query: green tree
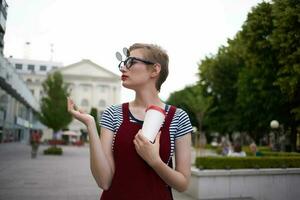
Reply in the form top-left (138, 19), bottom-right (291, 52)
top-left (167, 87), bottom-right (198, 128)
top-left (198, 1), bottom-right (297, 147)
top-left (39, 71), bottom-right (72, 145)
top-left (270, 0), bottom-right (300, 150)
top-left (90, 107), bottom-right (100, 136)
top-left (199, 41), bottom-right (243, 136)
top-left (167, 85), bottom-right (212, 137)
top-left (235, 1), bottom-right (287, 142)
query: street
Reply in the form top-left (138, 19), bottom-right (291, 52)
top-left (0, 143), bottom-right (195, 200)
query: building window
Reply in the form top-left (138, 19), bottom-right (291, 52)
top-left (30, 89), bottom-right (34, 95)
top-left (28, 64), bottom-right (35, 71)
top-left (26, 79), bottom-right (32, 83)
top-left (81, 84), bottom-right (91, 92)
top-left (98, 100), bottom-right (106, 107)
top-left (15, 63), bottom-right (23, 70)
top-left (81, 99), bottom-right (89, 107)
top-left (98, 85), bottom-right (109, 92)
top-left (40, 65), bottom-right (47, 71)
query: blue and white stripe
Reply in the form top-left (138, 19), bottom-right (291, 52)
top-left (100, 104), bottom-right (193, 158)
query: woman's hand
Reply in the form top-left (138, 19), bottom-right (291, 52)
top-left (133, 130), bottom-right (162, 167)
top-left (67, 97), bottom-right (95, 127)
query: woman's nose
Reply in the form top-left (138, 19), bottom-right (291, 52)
top-left (119, 65), bottom-right (127, 72)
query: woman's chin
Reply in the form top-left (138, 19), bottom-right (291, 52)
top-left (122, 82), bottom-right (138, 91)
top-left (122, 82), bottom-right (132, 89)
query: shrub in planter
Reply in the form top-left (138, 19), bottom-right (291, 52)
top-left (244, 150), bottom-right (300, 157)
top-left (44, 146), bottom-right (63, 155)
top-left (195, 156), bottom-right (300, 169)
top-left (260, 152), bottom-right (300, 157)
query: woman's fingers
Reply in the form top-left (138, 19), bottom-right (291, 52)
top-left (134, 131), bottom-right (151, 147)
top-left (67, 97), bottom-right (80, 112)
top-left (67, 97), bottom-right (76, 110)
top-left (67, 98), bottom-right (82, 117)
top-left (78, 108), bottom-right (84, 114)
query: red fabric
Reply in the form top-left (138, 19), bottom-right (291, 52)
top-left (101, 103), bottom-right (176, 200)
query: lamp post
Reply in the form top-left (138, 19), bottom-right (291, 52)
top-left (270, 120), bottom-right (279, 151)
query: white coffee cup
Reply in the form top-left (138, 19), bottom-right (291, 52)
top-left (141, 105), bottom-right (166, 143)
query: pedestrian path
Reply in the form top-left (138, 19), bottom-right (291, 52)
top-left (0, 143), bottom-right (196, 200)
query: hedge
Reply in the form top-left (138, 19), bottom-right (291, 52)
top-left (44, 146), bottom-right (63, 155)
top-left (195, 157), bottom-right (300, 169)
top-left (244, 151), bottom-right (300, 157)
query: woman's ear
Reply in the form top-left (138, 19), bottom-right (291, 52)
top-left (150, 64), bottom-right (161, 78)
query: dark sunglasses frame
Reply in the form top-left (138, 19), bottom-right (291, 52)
top-left (118, 57), bottom-right (155, 71)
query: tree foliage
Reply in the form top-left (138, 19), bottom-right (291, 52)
top-left (167, 84), bottom-right (212, 133)
top-left (168, 0), bottom-right (300, 149)
top-left (39, 71), bottom-right (72, 133)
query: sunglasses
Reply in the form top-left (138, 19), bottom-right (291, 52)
top-left (116, 47), bottom-right (156, 71)
top-left (118, 57), bottom-right (155, 71)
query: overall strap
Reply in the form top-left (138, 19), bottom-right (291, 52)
top-left (122, 102), bottom-right (130, 122)
top-left (164, 105), bottom-right (176, 129)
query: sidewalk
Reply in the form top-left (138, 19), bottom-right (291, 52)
top-left (0, 143), bottom-right (196, 200)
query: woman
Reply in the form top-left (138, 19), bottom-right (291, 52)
top-left (67, 43), bottom-right (193, 200)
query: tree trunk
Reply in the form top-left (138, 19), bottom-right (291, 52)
top-left (290, 121), bottom-right (297, 152)
top-left (53, 130), bottom-right (57, 148)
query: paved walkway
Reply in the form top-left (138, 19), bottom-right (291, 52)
top-left (0, 143), bottom-right (196, 200)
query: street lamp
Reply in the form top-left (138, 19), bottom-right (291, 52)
top-left (270, 120), bottom-right (279, 129)
top-left (270, 120), bottom-right (279, 151)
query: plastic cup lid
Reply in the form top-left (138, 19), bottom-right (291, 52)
top-left (145, 105), bottom-right (166, 116)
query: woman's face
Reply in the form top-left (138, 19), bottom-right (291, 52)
top-left (120, 49), bottom-right (155, 90)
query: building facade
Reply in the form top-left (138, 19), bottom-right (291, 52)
top-left (0, 0), bottom-right (8, 55)
top-left (0, 0), bottom-right (41, 144)
top-left (56, 59), bottom-right (121, 134)
top-left (8, 57), bottom-right (63, 105)
top-left (8, 58), bottom-right (121, 139)
top-left (0, 56), bottom-right (40, 143)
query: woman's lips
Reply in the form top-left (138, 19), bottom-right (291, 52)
top-left (121, 75), bottom-right (128, 81)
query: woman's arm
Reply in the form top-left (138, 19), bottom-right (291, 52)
top-left (67, 98), bottom-right (115, 190)
top-left (134, 131), bottom-right (191, 192)
top-left (88, 124), bottom-right (115, 190)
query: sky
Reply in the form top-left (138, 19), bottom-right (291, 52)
top-left (4, 0), bottom-right (263, 102)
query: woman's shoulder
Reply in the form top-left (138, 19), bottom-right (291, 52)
top-left (166, 105), bottom-right (188, 117)
top-left (105, 103), bottom-right (122, 110)
top-left (103, 104), bottom-right (123, 115)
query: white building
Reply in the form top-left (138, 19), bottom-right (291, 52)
top-left (0, 56), bottom-right (40, 143)
top-left (8, 57), bottom-right (63, 105)
top-left (56, 59), bottom-right (121, 134)
top-left (8, 57), bottom-right (121, 139)
top-left (0, 0), bottom-right (41, 144)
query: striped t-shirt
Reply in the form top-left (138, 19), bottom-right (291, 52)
top-left (100, 104), bottom-right (193, 158)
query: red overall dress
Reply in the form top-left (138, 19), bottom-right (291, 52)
top-left (101, 103), bottom-right (176, 200)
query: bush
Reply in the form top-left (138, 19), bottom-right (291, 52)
top-left (260, 152), bottom-right (300, 157)
top-left (44, 146), bottom-right (63, 155)
top-left (195, 157), bottom-right (300, 169)
top-left (257, 146), bottom-right (273, 152)
top-left (244, 150), bottom-right (300, 157)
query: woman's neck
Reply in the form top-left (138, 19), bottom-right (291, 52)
top-left (131, 89), bottom-right (164, 109)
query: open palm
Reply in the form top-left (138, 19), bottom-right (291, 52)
top-left (67, 97), bottom-right (95, 126)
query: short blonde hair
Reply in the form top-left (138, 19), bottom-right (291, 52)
top-left (129, 43), bottom-right (169, 91)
